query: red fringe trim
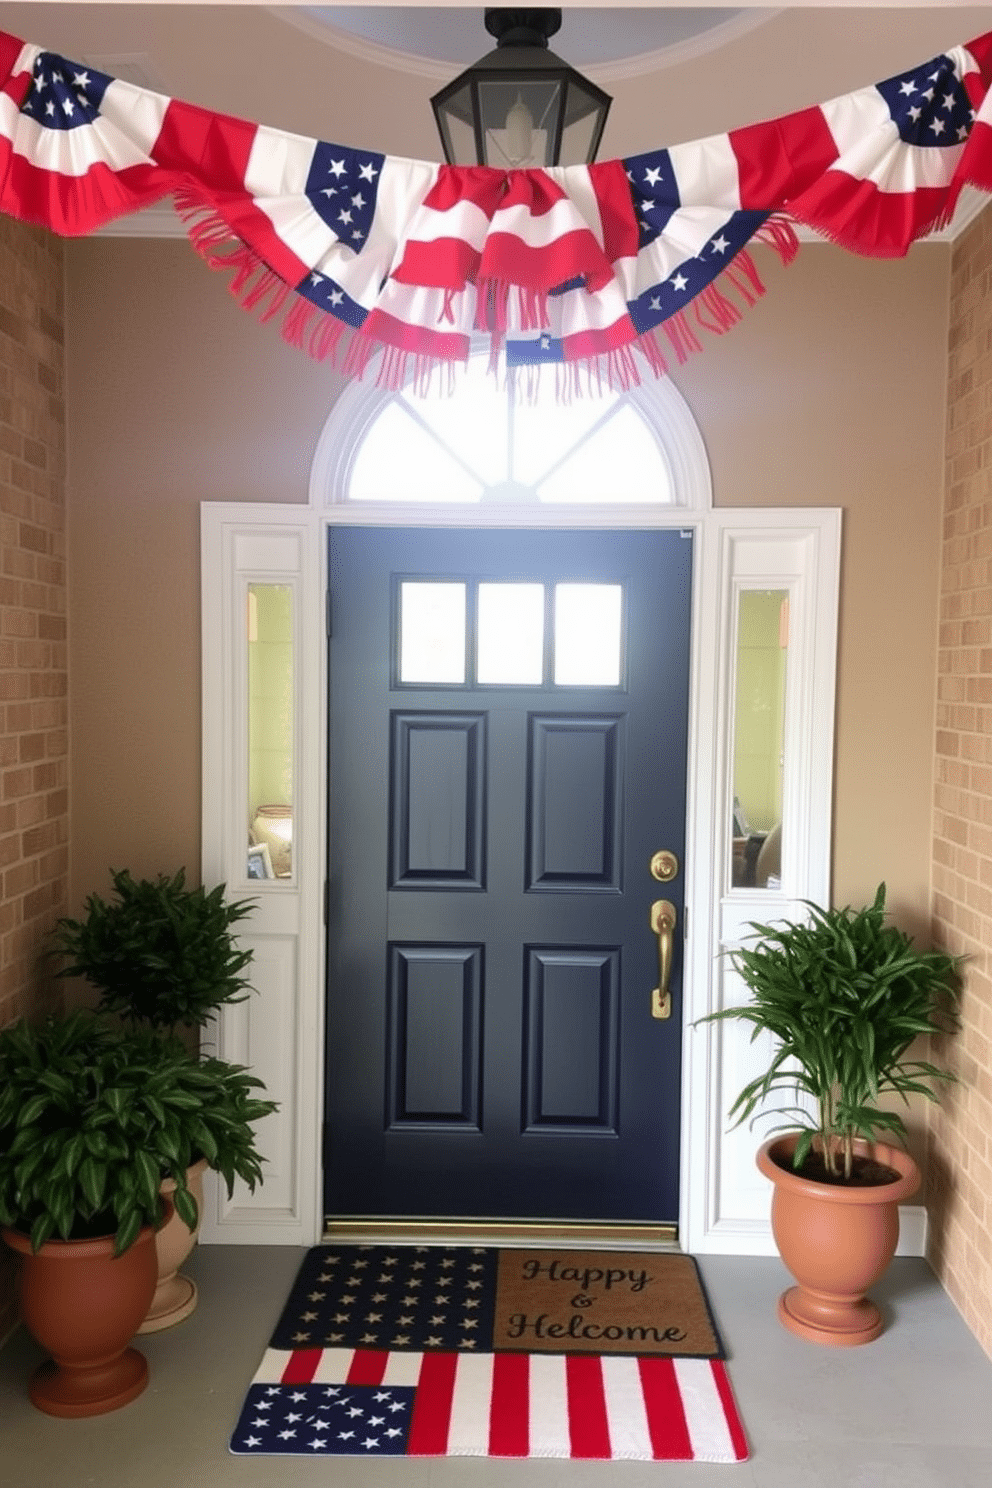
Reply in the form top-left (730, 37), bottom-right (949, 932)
top-left (723, 250), bottom-right (764, 307)
top-left (172, 194), bottom-right (800, 398)
top-left (510, 346), bottom-right (649, 404)
top-left (782, 198), bottom-right (958, 259)
top-left (663, 311), bottom-right (703, 364)
top-left (756, 214), bottom-right (801, 266)
top-left (341, 333), bottom-right (380, 384)
top-left (637, 335), bottom-right (670, 380)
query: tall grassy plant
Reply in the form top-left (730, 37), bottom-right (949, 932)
top-left (704, 885), bottom-right (959, 1179)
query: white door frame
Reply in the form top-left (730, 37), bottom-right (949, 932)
top-left (199, 494), bottom-right (887, 1253)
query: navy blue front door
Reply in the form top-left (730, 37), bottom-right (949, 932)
top-left (324, 526), bottom-right (692, 1223)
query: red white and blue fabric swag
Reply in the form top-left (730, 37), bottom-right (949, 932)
top-left (3, 26), bottom-right (992, 387)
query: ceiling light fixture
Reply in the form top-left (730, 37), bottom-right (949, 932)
top-left (430, 8), bottom-right (612, 169)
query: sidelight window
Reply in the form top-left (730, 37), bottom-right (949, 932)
top-left (730, 589), bottom-right (789, 891)
top-left (247, 582), bottom-right (295, 880)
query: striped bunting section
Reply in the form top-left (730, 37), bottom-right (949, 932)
top-left (230, 1346), bottom-right (749, 1461)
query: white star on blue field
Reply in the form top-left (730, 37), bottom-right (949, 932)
top-left (231, 1382), bottom-right (414, 1456)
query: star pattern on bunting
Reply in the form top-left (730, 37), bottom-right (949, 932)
top-left (626, 209), bottom-right (771, 335)
top-left (624, 150), bottom-right (680, 247)
top-left (304, 141), bottom-right (384, 249)
top-left (5, 23), bottom-right (992, 384)
top-left (20, 51), bottom-right (113, 128)
top-left (878, 52), bottom-right (976, 143)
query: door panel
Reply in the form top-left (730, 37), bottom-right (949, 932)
top-left (386, 943), bottom-right (483, 1127)
top-left (523, 947), bottom-right (620, 1131)
top-left (528, 715), bottom-right (623, 888)
top-left (389, 713), bottom-right (486, 889)
top-left (324, 526), bottom-right (692, 1223)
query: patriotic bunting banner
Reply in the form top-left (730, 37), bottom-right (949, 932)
top-left (3, 25), bottom-right (992, 390)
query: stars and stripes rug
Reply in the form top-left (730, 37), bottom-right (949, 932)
top-left (230, 1245), bottom-right (749, 1462)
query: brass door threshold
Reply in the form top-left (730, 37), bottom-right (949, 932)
top-left (322, 1218), bottom-right (680, 1251)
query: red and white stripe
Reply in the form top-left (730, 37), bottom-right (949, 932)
top-left (7, 24), bottom-right (992, 378)
top-left (253, 1346), bottom-right (749, 1462)
top-left (731, 39), bottom-right (992, 253)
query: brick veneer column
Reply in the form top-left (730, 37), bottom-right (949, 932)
top-left (927, 204), bottom-right (992, 1361)
top-left (0, 215), bottom-right (68, 1342)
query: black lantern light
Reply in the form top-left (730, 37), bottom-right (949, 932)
top-left (431, 8), bottom-right (612, 169)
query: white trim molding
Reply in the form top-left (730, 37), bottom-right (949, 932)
top-left (200, 506), bottom-right (326, 1245)
top-left (680, 512), bottom-right (843, 1255)
top-left (200, 502), bottom-right (862, 1252)
top-left (198, 372), bottom-right (923, 1254)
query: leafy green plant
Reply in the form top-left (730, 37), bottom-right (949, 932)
top-left (52, 869), bottom-right (255, 1034)
top-left (700, 884), bottom-right (960, 1180)
top-left (0, 1011), bottom-right (276, 1255)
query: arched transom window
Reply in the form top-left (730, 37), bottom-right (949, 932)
top-left (311, 354), bottom-right (711, 511)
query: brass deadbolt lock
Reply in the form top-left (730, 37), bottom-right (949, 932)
top-left (650, 850), bottom-right (679, 882)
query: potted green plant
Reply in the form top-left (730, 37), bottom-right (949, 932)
top-left (700, 883), bottom-right (959, 1346)
top-left (52, 868), bottom-right (256, 1036)
top-left (0, 1010), bottom-right (270, 1415)
top-left (51, 869), bottom-right (275, 1331)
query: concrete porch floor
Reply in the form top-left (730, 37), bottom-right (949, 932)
top-left (1, 1246), bottom-right (990, 1487)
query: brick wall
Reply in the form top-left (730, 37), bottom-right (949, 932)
top-left (926, 205), bottom-right (992, 1361)
top-left (0, 215), bottom-right (68, 1342)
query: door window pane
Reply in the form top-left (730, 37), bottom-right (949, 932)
top-left (731, 589), bottom-right (788, 889)
top-left (400, 582), bottom-right (467, 683)
top-left (554, 584), bottom-right (623, 686)
top-left (248, 583), bottom-right (293, 879)
top-left (478, 583), bottom-right (544, 684)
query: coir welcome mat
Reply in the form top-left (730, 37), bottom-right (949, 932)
top-left (230, 1245), bottom-right (748, 1462)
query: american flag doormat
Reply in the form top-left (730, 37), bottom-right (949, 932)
top-left (230, 1245), bottom-right (749, 1462)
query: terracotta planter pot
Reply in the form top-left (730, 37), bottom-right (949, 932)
top-left (757, 1133), bottom-right (920, 1347)
top-left (2, 1216), bottom-right (162, 1417)
top-left (138, 1157), bottom-right (209, 1334)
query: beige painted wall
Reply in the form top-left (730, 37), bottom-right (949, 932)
top-left (64, 239), bottom-right (340, 895)
top-left (65, 235), bottom-right (949, 929)
top-left (678, 241), bottom-right (950, 931)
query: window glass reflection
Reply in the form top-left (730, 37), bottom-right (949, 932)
top-left (478, 583), bottom-right (544, 684)
top-left (248, 584), bottom-right (294, 880)
top-left (731, 590), bottom-right (787, 890)
top-left (554, 584), bottom-right (623, 686)
top-left (400, 582), bottom-right (467, 683)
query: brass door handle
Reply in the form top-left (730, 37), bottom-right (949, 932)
top-left (650, 899), bottom-right (676, 1020)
